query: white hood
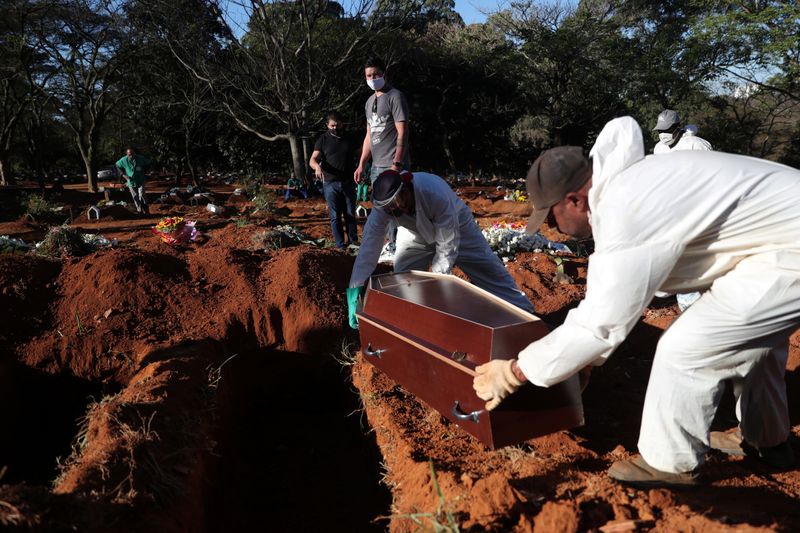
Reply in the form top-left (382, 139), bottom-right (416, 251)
top-left (589, 116), bottom-right (645, 197)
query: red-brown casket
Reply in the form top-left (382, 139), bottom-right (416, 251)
top-left (356, 271), bottom-right (584, 449)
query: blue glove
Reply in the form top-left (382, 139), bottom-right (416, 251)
top-left (346, 286), bottom-right (366, 329)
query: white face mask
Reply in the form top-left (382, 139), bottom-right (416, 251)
top-left (367, 77), bottom-right (385, 91)
top-left (659, 132), bottom-right (675, 146)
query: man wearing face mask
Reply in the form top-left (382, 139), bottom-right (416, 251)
top-left (345, 169), bottom-right (534, 329)
top-left (653, 109), bottom-right (712, 154)
top-left (354, 57), bottom-right (410, 258)
top-left (310, 111), bottom-right (359, 249)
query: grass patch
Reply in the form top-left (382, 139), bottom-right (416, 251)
top-left (388, 460), bottom-right (461, 532)
top-left (35, 226), bottom-right (93, 258)
top-left (251, 225), bottom-right (322, 250)
top-left (22, 193), bottom-right (67, 224)
top-left (332, 340), bottom-right (359, 367)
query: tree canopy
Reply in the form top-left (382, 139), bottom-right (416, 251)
top-left (1, 0), bottom-right (798, 188)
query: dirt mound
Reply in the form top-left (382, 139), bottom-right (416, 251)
top-left (2, 227), bottom-right (363, 530)
top-left (0, 254), bottom-right (61, 345)
top-left (0, 220), bottom-right (49, 242)
top-left (469, 198), bottom-right (531, 217)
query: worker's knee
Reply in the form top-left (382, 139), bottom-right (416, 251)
top-left (653, 320), bottom-right (710, 371)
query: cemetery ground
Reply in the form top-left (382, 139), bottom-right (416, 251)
top-left (0, 177), bottom-right (798, 532)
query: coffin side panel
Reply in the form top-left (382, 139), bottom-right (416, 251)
top-left (362, 291), bottom-right (493, 365)
top-left (489, 376), bottom-right (585, 448)
top-left (359, 320), bottom-right (494, 447)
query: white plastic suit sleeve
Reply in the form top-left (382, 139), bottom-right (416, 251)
top-left (517, 239), bottom-right (683, 387)
top-left (349, 208), bottom-right (390, 288)
top-left (426, 189), bottom-right (460, 274)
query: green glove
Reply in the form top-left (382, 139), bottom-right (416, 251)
top-left (346, 286), bottom-right (366, 329)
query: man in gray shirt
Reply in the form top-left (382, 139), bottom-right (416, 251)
top-left (354, 57), bottom-right (410, 255)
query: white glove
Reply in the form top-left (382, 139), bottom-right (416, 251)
top-left (473, 359), bottom-right (525, 411)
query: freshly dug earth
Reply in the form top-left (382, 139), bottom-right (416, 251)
top-left (0, 183), bottom-right (798, 532)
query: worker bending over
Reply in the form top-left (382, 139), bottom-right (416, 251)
top-left (475, 117), bottom-right (798, 487)
top-left (347, 170), bottom-right (534, 328)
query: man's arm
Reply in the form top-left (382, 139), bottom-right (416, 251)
top-left (517, 239), bottom-right (683, 387)
top-left (349, 208), bottom-right (390, 288)
top-left (390, 91), bottom-right (410, 166)
top-left (309, 149), bottom-right (324, 179)
top-left (354, 126), bottom-right (372, 183)
top-left (394, 121), bottom-right (408, 166)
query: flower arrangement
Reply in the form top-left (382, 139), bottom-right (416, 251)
top-left (503, 190), bottom-right (527, 202)
top-left (482, 221), bottom-right (572, 260)
top-left (152, 216), bottom-right (198, 245)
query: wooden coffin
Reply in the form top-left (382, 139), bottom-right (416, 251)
top-left (356, 271), bottom-right (584, 449)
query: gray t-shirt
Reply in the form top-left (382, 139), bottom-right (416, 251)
top-left (365, 87), bottom-right (409, 168)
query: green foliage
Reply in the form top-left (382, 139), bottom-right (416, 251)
top-left (237, 174), bottom-right (265, 198)
top-left (251, 225), bottom-right (319, 250)
top-left (35, 226), bottom-right (93, 258)
top-left (23, 193), bottom-right (55, 218)
top-left (251, 186), bottom-right (276, 215)
top-left (4, 0), bottom-right (800, 183)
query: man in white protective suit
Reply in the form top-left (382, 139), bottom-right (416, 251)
top-left (653, 109), bottom-right (712, 154)
top-left (345, 169), bottom-right (534, 328)
top-left (473, 116), bottom-right (799, 488)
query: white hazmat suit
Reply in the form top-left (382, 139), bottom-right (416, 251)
top-left (653, 128), bottom-right (712, 154)
top-left (518, 116), bottom-right (800, 473)
top-left (654, 126), bottom-right (713, 311)
top-left (349, 172), bottom-right (534, 313)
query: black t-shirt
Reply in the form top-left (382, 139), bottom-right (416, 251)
top-left (313, 130), bottom-right (357, 182)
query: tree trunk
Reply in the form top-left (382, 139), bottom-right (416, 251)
top-left (176, 160), bottom-right (185, 187)
top-left (302, 136), bottom-right (311, 172)
top-left (287, 134), bottom-right (307, 186)
top-left (184, 133), bottom-right (198, 186)
top-left (84, 159), bottom-right (98, 192)
top-left (437, 86), bottom-right (455, 172)
top-left (0, 157), bottom-right (7, 186)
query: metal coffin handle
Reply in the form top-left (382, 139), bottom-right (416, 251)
top-left (452, 401), bottom-right (483, 423)
top-left (364, 344), bottom-right (385, 359)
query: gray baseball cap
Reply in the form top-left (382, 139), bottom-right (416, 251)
top-left (653, 109), bottom-right (680, 131)
top-left (525, 146), bottom-right (590, 234)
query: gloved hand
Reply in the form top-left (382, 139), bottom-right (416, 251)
top-left (346, 286), bottom-right (366, 329)
top-left (473, 359), bottom-right (525, 411)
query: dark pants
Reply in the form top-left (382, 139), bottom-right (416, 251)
top-left (284, 187), bottom-right (308, 201)
top-left (128, 184), bottom-right (148, 214)
top-left (323, 180), bottom-right (358, 248)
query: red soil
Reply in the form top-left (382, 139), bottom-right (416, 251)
top-left (0, 183), bottom-right (798, 532)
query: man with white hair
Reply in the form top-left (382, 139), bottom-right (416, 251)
top-left (474, 117), bottom-right (798, 487)
top-left (346, 169), bottom-right (534, 328)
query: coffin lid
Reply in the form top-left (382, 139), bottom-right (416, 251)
top-left (366, 271), bottom-right (534, 329)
